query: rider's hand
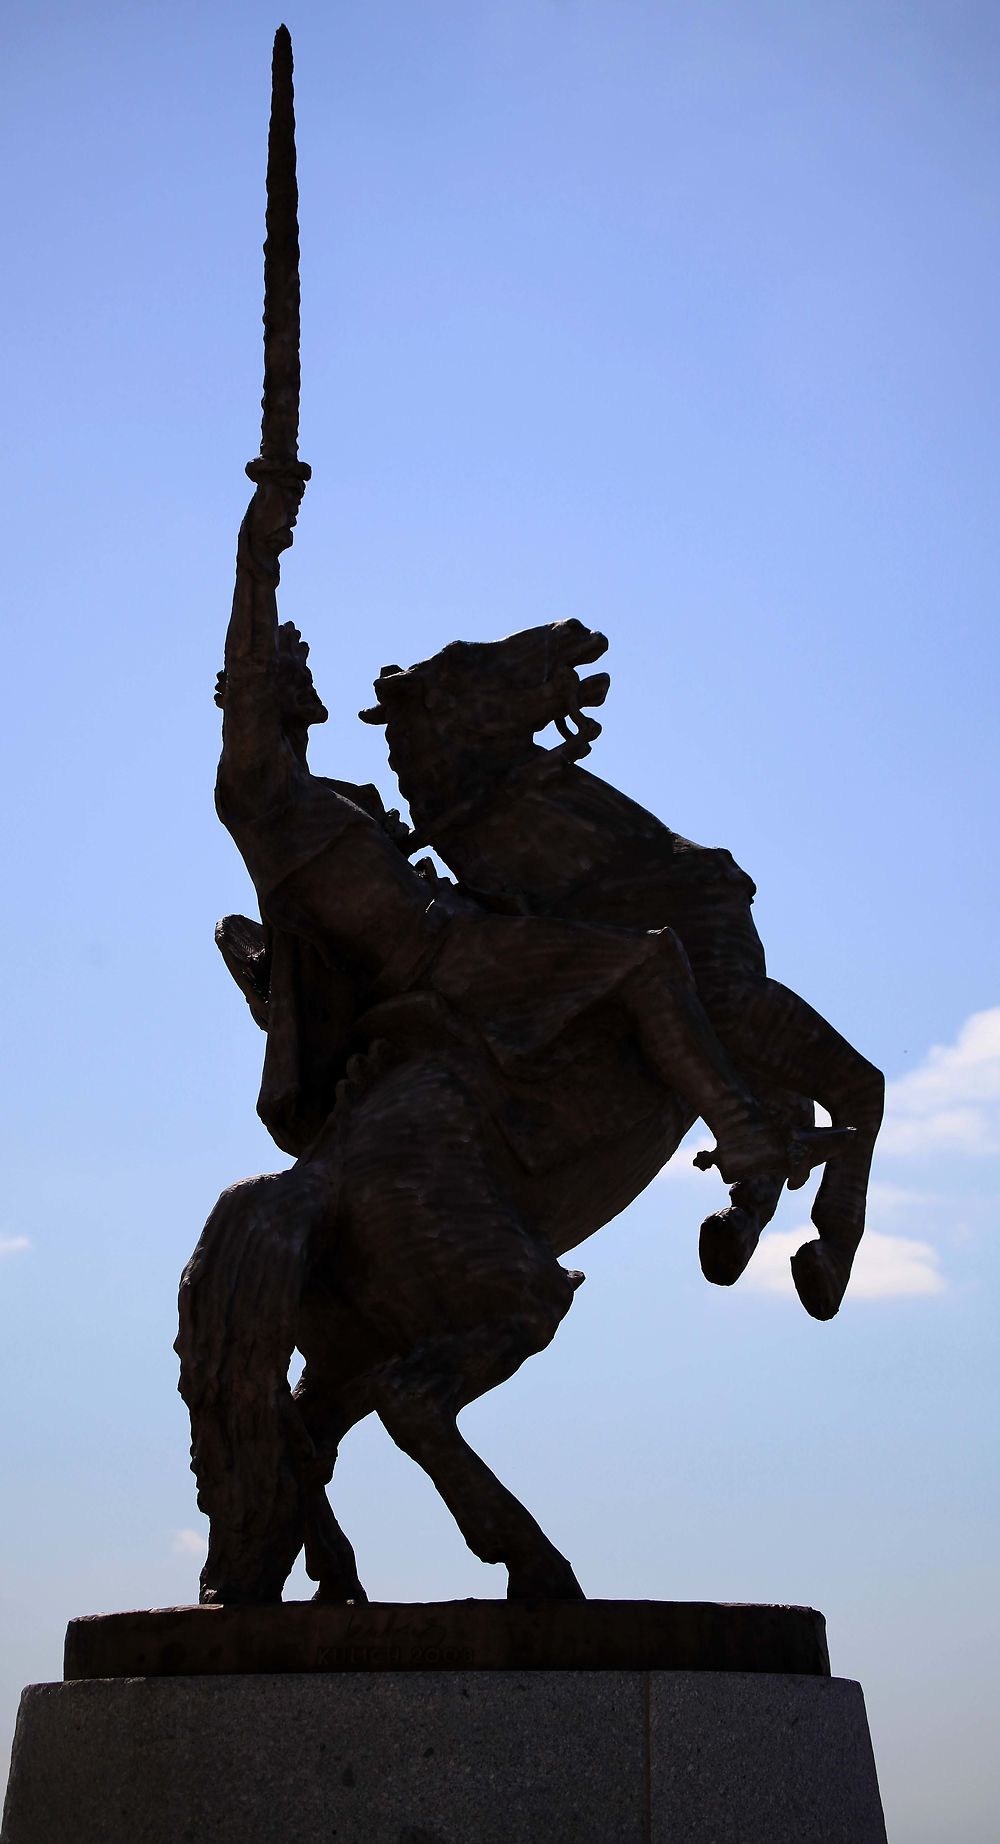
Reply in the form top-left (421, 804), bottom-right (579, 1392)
top-left (248, 474), bottom-right (306, 557)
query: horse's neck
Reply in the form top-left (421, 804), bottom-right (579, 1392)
top-left (395, 731), bottom-right (530, 837)
top-left (428, 752), bottom-right (673, 909)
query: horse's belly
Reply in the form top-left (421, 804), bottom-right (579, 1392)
top-left (530, 1096), bottom-right (692, 1255)
top-left (331, 1056), bottom-right (565, 1347)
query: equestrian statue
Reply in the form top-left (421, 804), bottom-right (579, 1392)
top-left (176, 29), bottom-right (883, 1607)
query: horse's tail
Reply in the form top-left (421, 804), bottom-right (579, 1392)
top-left (175, 1160), bottom-right (336, 1601)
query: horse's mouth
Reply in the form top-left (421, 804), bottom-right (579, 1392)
top-left (553, 620), bottom-right (609, 669)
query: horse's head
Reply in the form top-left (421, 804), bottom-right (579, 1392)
top-left (359, 619), bottom-right (611, 826)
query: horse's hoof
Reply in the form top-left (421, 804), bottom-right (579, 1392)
top-left (790, 1238), bottom-right (853, 1320)
top-left (198, 1586), bottom-right (283, 1606)
top-left (312, 1577), bottom-right (369, 1605)
top-left (506, 1552), bottom-right (585, 1602)
top-left (699, 1205), bottom-right (761, 1286)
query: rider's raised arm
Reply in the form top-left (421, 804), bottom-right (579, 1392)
top-left (217, 477), bottom-right (303, 819)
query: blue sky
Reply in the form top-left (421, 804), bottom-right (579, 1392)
top-left (1, 3), bottom-right (998, 1838)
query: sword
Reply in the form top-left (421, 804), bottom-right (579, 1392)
top-left (246, 25), bottom-right (311, 492)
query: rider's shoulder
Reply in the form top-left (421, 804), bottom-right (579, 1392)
top-left (315, 775), bottom-right (388, 822)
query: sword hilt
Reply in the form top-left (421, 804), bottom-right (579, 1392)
top-left (245, 457), bottom-right (311, 485)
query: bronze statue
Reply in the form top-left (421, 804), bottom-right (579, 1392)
top-left (176, 29), bottom-right (882, 1608)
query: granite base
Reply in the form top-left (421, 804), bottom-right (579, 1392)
top-left (2, 1667), bottom-right (887, 1843)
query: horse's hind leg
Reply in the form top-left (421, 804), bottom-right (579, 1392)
top-left (374, 1299), bottom-right (584, 1602)
top-left (291, 1355), bottom-right (371, 1604)
top-left (298, 1427), bottom-right (368, 1605)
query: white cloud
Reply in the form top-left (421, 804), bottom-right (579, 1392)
top-left (866, 1180), bottom-right (939, 1214)
top-left (881, 1006), bottom-right (1000, 1157)
top-left (0, 1235), bottom-right (30, 1257)
top-left (743, 1228), bottom-right (945, 1301)
top-left (172, 1527), bottom-right (208, 1556)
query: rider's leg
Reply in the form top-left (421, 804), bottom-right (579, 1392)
top-left (711, 977), bottom-right (884, 1319)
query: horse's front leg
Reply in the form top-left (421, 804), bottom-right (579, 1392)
top-left (699, 1087), bottom-right (815, 1285)
top-left (796, 1055), bottom-right (884, 1320)
top-left (708, 976), bottom-right (885, 1320)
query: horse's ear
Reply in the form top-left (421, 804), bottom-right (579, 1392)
top-left (373, 666), bottom-right (420, 701)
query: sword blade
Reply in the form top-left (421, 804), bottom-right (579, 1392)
top-left (259, 24), bottom-right (300, 463)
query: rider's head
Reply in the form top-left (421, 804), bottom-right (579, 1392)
top-left (275, 622), bottom-right (329, 730)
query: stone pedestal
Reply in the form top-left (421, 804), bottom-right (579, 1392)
top-left (2, 1604), bottom-right (887, 1844)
